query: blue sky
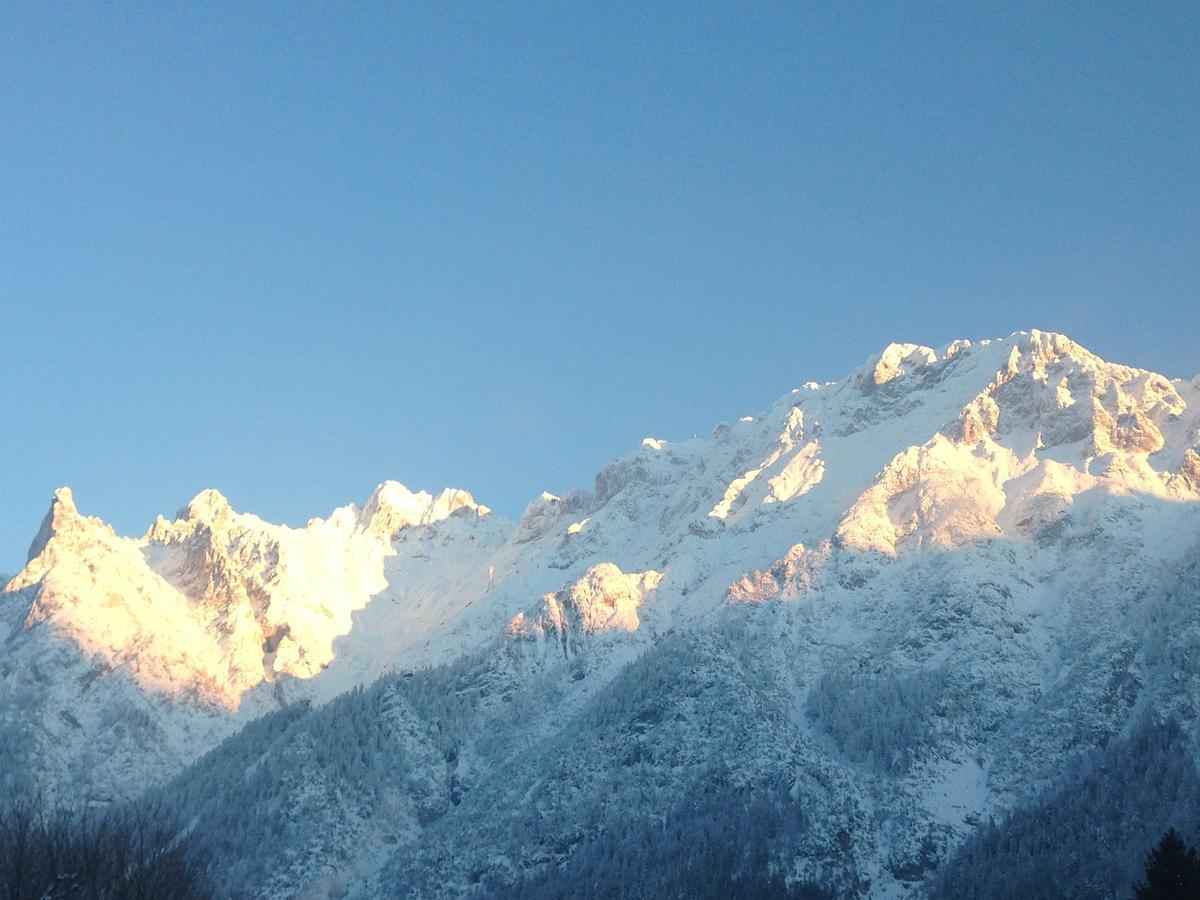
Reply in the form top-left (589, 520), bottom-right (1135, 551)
top-left (2, 2), bottom-right (1197, 572)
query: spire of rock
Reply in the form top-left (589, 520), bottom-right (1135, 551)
top-left (182, 489), bottom-right (236, 527)
top-left (26, 486), bottom-right (81, 562)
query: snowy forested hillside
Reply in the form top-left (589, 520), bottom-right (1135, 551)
top-left (3, 330), bottom-right (1200, 897)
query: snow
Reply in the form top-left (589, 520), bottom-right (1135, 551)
top-left (2, 328), bottom-right (1199, 895)
top-left (512, 563), bottom-right (663, 640)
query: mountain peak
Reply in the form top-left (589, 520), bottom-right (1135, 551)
top-left (841, 331), bottom-right (1135, 404)
top-left (360, 481), bottom-right (487, 537)
top-left (1007, 328), bottom-right (1106, 373)
top-left (868, 342), bottom-right (940, 386)
top-left (181, 488), bottom-right (235, 525)
top-left (26, 486), bottom-right (82, 562)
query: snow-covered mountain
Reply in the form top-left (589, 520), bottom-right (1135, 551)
top-left (0, 479), bottom-right (500, 800)
top-left (3, 330), bottom-right (1200, 896)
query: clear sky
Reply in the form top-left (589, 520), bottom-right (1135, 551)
top-left (2, 2), bottom-right (1197, 573)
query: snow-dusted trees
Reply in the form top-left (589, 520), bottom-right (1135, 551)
top-left (932, 720), bottom-right (1200, 898)
top-left (142, 647), bottom-right (511, 897)
top-left (805, 667), bottom-right (947, 774)
top-left (486, 773), bottom-right (831, 899)
top-left (0, 796), bottom-right (212, 899)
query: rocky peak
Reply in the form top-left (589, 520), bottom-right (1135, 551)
top-left (182, 488), bottom-right (236, 526)
top-left (360, 481), bottom-right (488, 538)
top-left (863, 343), bottom-right (940, 388)
top-left (26, 487), bottom-right (77, 561)
top-left (506, 563), bottom-right (663, 649)
top-left (23, 487), bottom-right (106, 565)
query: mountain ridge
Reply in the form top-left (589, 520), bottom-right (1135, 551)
top-left (3, 328), bottom-right (1200, 895)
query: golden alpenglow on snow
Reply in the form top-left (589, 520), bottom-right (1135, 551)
top-left (5, 4), bottom-right (1198, 896)
top-left (5, 331), bottom-right (1200, 895)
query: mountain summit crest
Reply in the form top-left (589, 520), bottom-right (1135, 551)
top-left (2, 330), bottom-right (1198, 899)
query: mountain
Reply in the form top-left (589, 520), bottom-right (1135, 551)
top-left (3, 329), bottom-right (1200, 896)
top-left (1, 479), bottom-right (499, 801)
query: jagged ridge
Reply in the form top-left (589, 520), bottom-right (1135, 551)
top-left (2, 329), bottom-right (1199, 895)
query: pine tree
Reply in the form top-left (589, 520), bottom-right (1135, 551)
top-left (1134, 828), bottom-right (1200, 899)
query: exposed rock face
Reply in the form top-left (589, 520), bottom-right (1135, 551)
top-left (863, 342), bottom-right (940, 388)
top-left (508, 563), bottom-right (663, 645)
top-left (24, 486), bottom-right (86, 563)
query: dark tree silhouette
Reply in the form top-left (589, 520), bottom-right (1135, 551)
top-left (1134, 828), bottom-right (1200, 900)
top-left (0, 796), bottom-right (213, 900)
